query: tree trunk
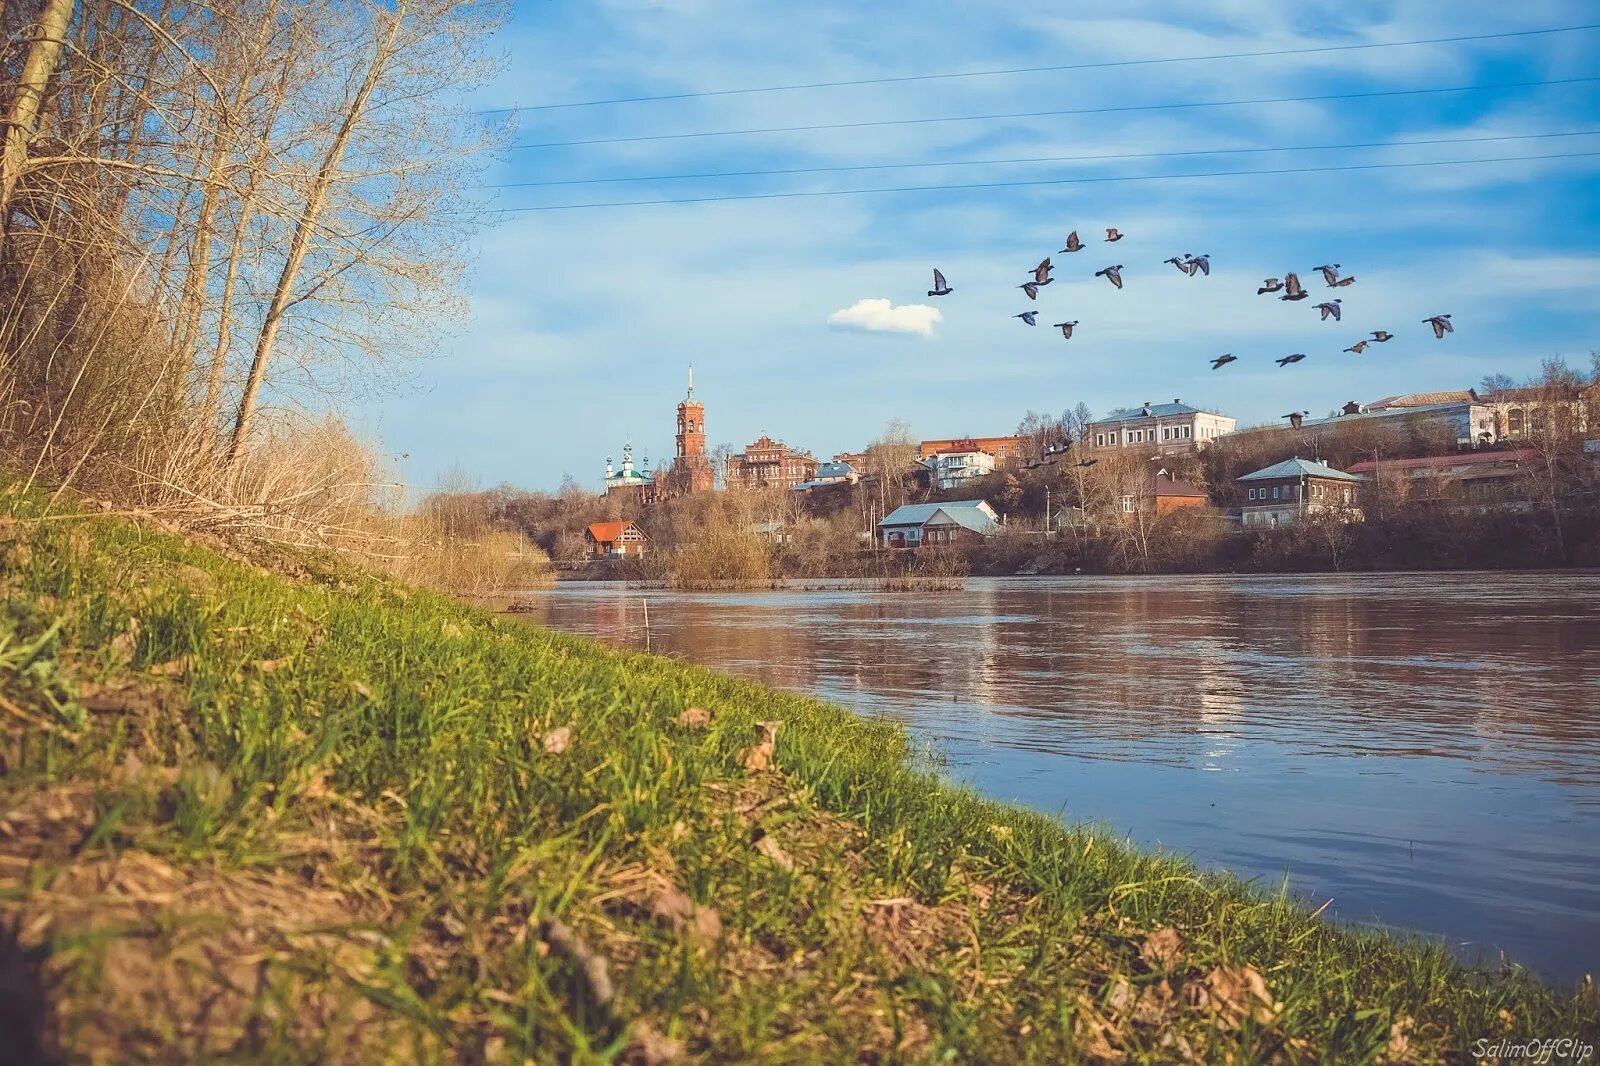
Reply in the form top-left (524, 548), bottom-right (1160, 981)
top-left (1, 0), bottom-right (76, 245)
top-left (226, 2), bottom-right (405, 465)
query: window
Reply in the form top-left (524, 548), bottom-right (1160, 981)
top-left (1508, 409), bottom-right (1525, 435)
top-left (1271, 486), bottom-right (1280, 499)
top-left (1095, 434), bottom-right (1105, 446)
top-left (1109, 432), bottom-right (1119, 445)
top-left (1248, 488), bottom-right (1257, 500)
top-left (1119, 496), bottom-right (1135, 513)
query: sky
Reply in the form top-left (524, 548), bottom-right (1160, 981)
top-left (348, 0), bottom-right (1600, 494)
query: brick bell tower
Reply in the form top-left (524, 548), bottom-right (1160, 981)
top-left (668, 366), bottom-right (714, 494)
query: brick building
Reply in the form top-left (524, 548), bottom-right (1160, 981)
top-left (917, 435), bottom-right (1025, 467)
top-left (727, 435), bottom-right (819, 490)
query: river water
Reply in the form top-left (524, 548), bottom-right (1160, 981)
top-left (509, 573), bottom-right (1600, 983)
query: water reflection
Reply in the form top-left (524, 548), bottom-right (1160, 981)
top-left (511, 572), bottom-right (1600, 982)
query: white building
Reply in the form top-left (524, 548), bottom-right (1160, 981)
top-left (1086, 399), bottom-right (1237, 454)
top-left (922, 449), bottom-right (996, 490)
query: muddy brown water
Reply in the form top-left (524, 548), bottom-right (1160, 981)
top-left (510, 573), bottom-right (1600, 983)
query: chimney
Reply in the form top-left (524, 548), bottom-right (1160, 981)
top-left (1173, 398), bottom-right (1182, 405)
top-left (1141, 402), bottom-right (1152, 416)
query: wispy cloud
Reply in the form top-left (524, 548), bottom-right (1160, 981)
top-left (828, 297), bottom-right (943, 336)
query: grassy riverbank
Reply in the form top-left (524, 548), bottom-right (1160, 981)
top-left (2, 490), bottom-right (1596, 1063)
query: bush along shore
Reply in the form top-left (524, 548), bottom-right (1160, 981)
top-left (2, 492), bottom-right (1597, 1063)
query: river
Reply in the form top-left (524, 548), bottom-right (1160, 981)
top-left (508, 572), bottom-right (1600, 984)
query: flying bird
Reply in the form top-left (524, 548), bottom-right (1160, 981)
top-left (1257, 277), bottom-right (1283, 295)
top-left (1424, 314), bottom-right (1454, 338)
top-left (1279, 273), bottom-right (1309, 301)
top-left (1371, 330), bottom-right (1394, 342)
top-left (1186, 253), bottom-right (1211, 276)
top-left (1033, 258), bottom-right (1053, 284)
top-left (1210, 353), bottom-right (1237, 369)
top-left (928, 269), bottom-right (952, 297)
top-left (1053, 320), bottom-right (1079, 339)
top-left (1331, 274), bottom-right (1356, 287)
top-left (1015, 311), bottom-right (1038, 326)
top-left (1163, 256), bottom-right (1189, 273)
top-left (1276, 353), bottom-right (1306, 366)
top-left (1344, 340), bottom-right (1369, 354)
top-left (1095, 265), bottom-right (1124, 289)
top-left (1315, 263), bottom-right (1342, 286)
top-left (1316, 299), bottom-right (1343, 322)
top-left (1105, 227), bottom-right (1124, 242)
top-left (1282, 410), bottom-right (1310, 430)
top-left (1075, 458), bottom-right (1099, 468)
top-left (1020, 281), bottom-right (1040, 300)
top-left (1059, 230), bottom-right (1084, 253)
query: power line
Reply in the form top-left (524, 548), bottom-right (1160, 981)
top-left (477, 23), bottom-right (1600, 114)
top-left (490, 150), bottom-right (1600, 212)
top-left (489, 129), bottom-right (1600, 188)
top-left (509, 76), bottom-right (1600, 150)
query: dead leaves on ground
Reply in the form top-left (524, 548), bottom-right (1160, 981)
top-left (542, 725), bottom-right (572, 754)
top-left (646, 882), bottom-right (723, 945)
top-left (674, 706), bottom-right (711, 729)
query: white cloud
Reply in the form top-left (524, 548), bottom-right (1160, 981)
top-left (827, 297), bottom-right (944, 337)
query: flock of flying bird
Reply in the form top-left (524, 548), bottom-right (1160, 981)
top-left (924, 226), bottom-right (1456, 367)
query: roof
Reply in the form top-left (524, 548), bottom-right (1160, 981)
top-left (815, 461), bottom-right (854, 478)
top-left (749, 520), bottom-right (788, 534)
top-left (877, 500), bottom-right (998, 534)
top-left (1301, 402), bottom-right (1474, 431)
top-left (1367, 390), bottom-right (1478, 410)
top-left (1237, 457), bottom-right (1363, 483)
top-left (586, 521), bottom-right (643, 542)
top-left (1097, 401), bottom-right (1204, 422)
top-left (1346, 449), bottom-right (1537, 475)
top-left (1152, 472), bottom-right (1208, 497)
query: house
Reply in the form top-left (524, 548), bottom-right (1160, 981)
top-left (1479, 383), bottom-right (1599, 441)
top-left (922, 447), bottom-right (996, 490)
top-left (1303, 396), bottom-right (1496, 446)
top-left (726, 435), bottom-right (820, 491)
top-left (1146, 471), bottom-right (1211, 516)
top-left (1237, 457), bottom-right (1363, 527)
top-left (877, 500), bottom-right (999, 548)
top-left (585, 520), bottom-right (649, 558)
top-left (1086, 399), bottom-right (1237, 454)
top-left (1347, 449), bottom-right (1536, 510)
top-left (792, 460), bottom-right (858, 492)
top-left (749, 519), bottom-right (793, 545)
top-left (918, 435), bottom-right (1025, 467)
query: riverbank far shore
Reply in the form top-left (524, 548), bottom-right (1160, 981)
top-left (2, 493), bottom-right (1595, 1062)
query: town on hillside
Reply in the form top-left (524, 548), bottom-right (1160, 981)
top-left (572, 364), bottom-right (1600, 572)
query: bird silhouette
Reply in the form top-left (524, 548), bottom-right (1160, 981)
top-left (1276, 353), bottom-right (1307, 366)
top-left (1210, 353), bottom-right (1237, 369)
top-left (1280, 273), bottom-right (1309, 301)
top-left (1257, 277), bottom-right (1283, 295)
top-left (928, 269), bottom-right (952, 297)
top-left (1095, 265), bottom-right (1124, 289)
top-left (1282, 410), bottom-right (1310, 429)
top-left (1344, 340), bottom-right (1369, 354)
top-left (1053, 320), bottom-right (1079, 339)
top-left (1316, 299), bottom-right (1343, 322)
top-left (1331, 274), bottom-right (1356, 288)
top-left (1424, 314), bottom-right (1454, 338)
top-left (1020, 281), bottom-right (1040, 300)
top-left (1315, 263), bottom-right (1342, 286)
top-left (1033, 258), bottom-right (1053, 284)
top-left (1105, 227), bottom-right (1124, 242)
top-left (1186, 254), bottom-right (1211, 276)
top-left (1059, 230), bottom-right (1084, 253)
top-left (1015, 311), bottom-right (1038, 326)
top-left (1075, 458), bottom-right (1099, 468)
top-left (1163, 256), bottom-right (1189, 273)
top-left (1371, 330), bottom-right (1394, 342)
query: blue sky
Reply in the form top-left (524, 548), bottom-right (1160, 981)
top-left (350, 0), bottom-right (1600, 493)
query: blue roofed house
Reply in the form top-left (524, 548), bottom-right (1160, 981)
top-left (792, 460), bottom-right (858, 492)
top-left (1237, 457), bottom-right (1364, 527)
top-left (877, 500), bottom-right (999, 548)
top-left (1086, 398), bottom-right (1237, 455)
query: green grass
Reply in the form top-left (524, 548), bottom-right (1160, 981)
top-left (1, 487), bottom-right (1596, 1063)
